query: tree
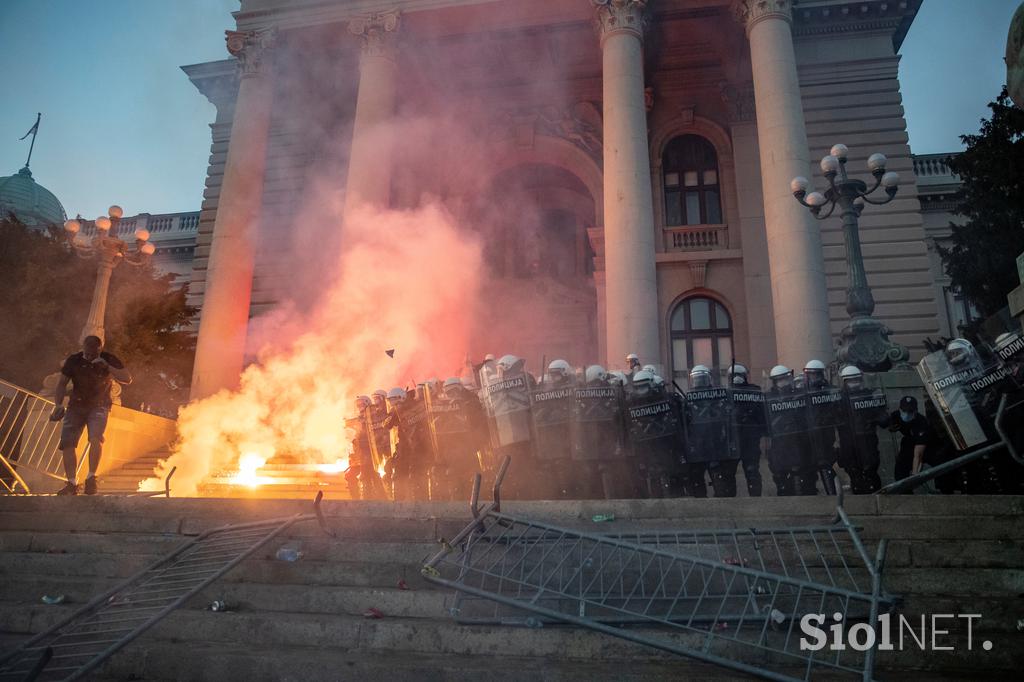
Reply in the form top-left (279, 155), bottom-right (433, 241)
top-left (938, 88), bottom-right (1024, 318)
top-left (0, 215), bottom-right (196, 414)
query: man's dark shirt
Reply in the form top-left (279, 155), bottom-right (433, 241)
top-left (60, 352), bottom-right (125, 410)
top-left (890, 412), bottom-right (934, 459)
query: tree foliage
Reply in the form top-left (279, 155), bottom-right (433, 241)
top-left (939, 88), bottom-right (1024, 317)
top-left (0, 215), bottom-right (195, 414)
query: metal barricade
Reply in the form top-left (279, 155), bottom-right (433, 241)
top-left (0, 378), bottom-right (89, 494)
top-left (423, 459), bottom-right (893, 682)
top-left (0, 493), bottom-right (333, 681)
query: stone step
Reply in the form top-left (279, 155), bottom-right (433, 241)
top-left (3, 601), bottom-right (1017, 674)
top-left (3, 572), bottom-right (1018, 635)
top-left (94, 640), bottom-right (734, 682)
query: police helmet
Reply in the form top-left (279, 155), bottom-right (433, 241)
top-left (652, 374), bottom-right (666, 389)
top-left (728, 363), bottom-right (748, 385)
top-left (355, 395), bottom-right (371, 410)
top-left (944, 339), bottom-right (975, 366)
top-left (443, 376), bottom-right (462, 388)
top-left (386, 387), bottom-right (407, 404)
top-left (839, 365), bottom-right (862, 382)
top-left (632, 369), bottom-right (655, 393)
top-left (642, 364), bottom-right (657, 374)
top-left (484, 354), bottom-right (496, 362)
top-left (803, 359), bottom-right (827, 387)
top-left (769, 365), bottom-right (794, 387)
top-left (607, 370), bottom-right (628, 386)
top-left (804, 359), bottom-right (826, 372)
top-left (497, 354), bottom-right (520, 371)
top-left (625, 353), bottom-right (640, 367)
top-left (689, 364), bottom-right (712, 388)
top-left (371, 389), bottom-right (387, 404)
top-left (585, 364), bottom-right (608, 384)
top-left (548, 359), bottom-right (572, 379)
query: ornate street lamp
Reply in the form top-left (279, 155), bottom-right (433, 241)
top-left (790, 144), bottom-right (909, 371)
top-left (63, 205), bottom-right (155, 342)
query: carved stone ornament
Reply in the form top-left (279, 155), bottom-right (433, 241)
top-left (836, 316), bottom-right (910, 372)
top-left (592, 0), bottom-right (649, 43)
top-left (689, 260), bottom-right (708, 289)
top-left (718, 80), bottom-right (756, 122)
top-left (225, 28), bottom-right (278, 79)
top-left (349, 10), bottom-right (401, 59)
top-left (493, 102), bottom-right (604, 163)
top-left (731, 0), bottom-right (793, 32)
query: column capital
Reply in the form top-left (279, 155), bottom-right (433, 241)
top-left (349, 10), bottom-right (401, 60)
top-left (731, 0), bottom-right (793, 35)
top-left (225, 28), bottom-right (278, 79)
top-left (592, 0), bottom-right (648, 45)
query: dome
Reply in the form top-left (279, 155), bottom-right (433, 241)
top-left (0, 166), bottom-right (67, 228)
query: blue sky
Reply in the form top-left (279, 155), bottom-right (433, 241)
top-left (0, 0), bottom-right (1017, 219)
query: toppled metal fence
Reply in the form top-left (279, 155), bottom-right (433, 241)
top-left (422, 459), bottom-right (894, 682)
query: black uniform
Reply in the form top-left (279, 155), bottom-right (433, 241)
top-left (729, 380), bottom-right (767, 496)
top-left (836, 387), bottom-right (886, 494)
top-left (625, 387), bottom-right (688, 498)
top-left (384, 397), bottom-right (432, 500)
top-left (766, 384), bottom-right (812, 496)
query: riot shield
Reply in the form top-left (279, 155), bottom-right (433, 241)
top-left (423, 386), bottom-right (471, 462)
top-left (728, 386), bottom-right (767, 433)
top-left (766, 392), bottom-right (808, 439)
top-left (626, 397), bottom-right (684, 444)
top-left (846, 388), bottom-right (888, 436)
top-left (364, 404), bottom-right (391, 472)
top-left (484, 373), bottom-right (532, 447)
top-left (572, 385), bottom-right (624, 461)
top-left (917, 350), bottom-right (987, 450)
top-left (805, 387), bottom-right (844, 430)
top-left (764, 391), bottom-right (809, 471)
top-left (684, 387), bottom-right (735, 463)
top-left (531, 384), bottom-right (574, 461)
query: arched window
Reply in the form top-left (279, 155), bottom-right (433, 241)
top-left (662, 135), bottom-right (722, 227)
top-left (670, 296), bottom-right (733, 384)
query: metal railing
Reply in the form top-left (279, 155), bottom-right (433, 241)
top-left (0, 379), bottom-right (89, 494)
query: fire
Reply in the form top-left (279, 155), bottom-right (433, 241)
top-left (317, 459), bottom-right (347, 475)
top-left (231, 452), bottom-right (271, 488)
top-left (140, 201), bottom-right (483, 496)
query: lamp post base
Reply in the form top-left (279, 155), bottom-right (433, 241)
top-left (836, 316), bottom-right (910, 372)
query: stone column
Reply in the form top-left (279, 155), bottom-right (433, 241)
top-left (345, 11), bottom-right (400, 213)
top-left (735, 0), bottom-right (833, 368)
top-left (593, 0), bottom-right (661, 369)
top-left (190, 28), bottom-right (276, 400)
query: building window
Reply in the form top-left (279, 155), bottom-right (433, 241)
top-left (670, 296), bottom-right (733, 385)
top-left (662, 135), bottom-right (722, 227)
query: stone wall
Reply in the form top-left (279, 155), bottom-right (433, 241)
top-left (795, 35), bottom-right (942, 363)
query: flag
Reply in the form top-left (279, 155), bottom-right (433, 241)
top-left (19, 114), bottom-right (40, 141)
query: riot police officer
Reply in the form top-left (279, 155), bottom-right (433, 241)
top-left (426, 377), bottom-right (487, 500)
top-left (347, 395), bottom-right (386, 500)
top-left (803, 359), bottom-right (842, 495)
top-left (836, 366), bottom-right (885, 494)
top-left (484, 354), bottom-right (536, 498)
top-left (682, 365), bottom-right (725, 498)
top-left (383, 386), bottom-right (432, 500)
top-left (765, 365), bottom-right (811, 496)
top-left (727, 363), bottom-right (767, 497)
top-left (532, 359), bottom-right (576, 498)
top-left (625, 369), bottom-right (687, 497)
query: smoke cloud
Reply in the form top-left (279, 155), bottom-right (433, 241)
top-left (141, 16), bottom-right (602, 494)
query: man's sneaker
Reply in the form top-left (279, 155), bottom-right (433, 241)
top-left (56, 482), bottom-right (79, 496)
top-left (84, 477), bottom-right (98, 495)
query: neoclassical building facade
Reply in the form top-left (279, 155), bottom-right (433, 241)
top-left (184, 0), bottom-right (939, 399)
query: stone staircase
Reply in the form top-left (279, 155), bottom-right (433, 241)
top-left (96, 449), bottom-right (170, 495)
top-left (0, 495), bottom-right (1020, 680)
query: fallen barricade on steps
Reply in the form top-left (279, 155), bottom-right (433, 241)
top-left (421, 457), bottom-right (897, 682)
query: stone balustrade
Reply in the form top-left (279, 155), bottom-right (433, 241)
top-left (663, 224), bottom-right (727, 252)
